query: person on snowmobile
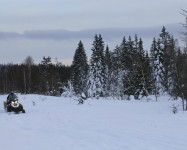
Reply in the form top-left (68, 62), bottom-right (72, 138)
top-left (6, 92), bottom-right (25, 113)
top-left (7, 92), bottom-right (18, 105)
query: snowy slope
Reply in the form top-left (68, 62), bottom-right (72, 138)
top-left (0, 94), bottom-right (187, 150)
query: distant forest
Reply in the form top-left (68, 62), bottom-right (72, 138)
top-left (0, 57), bottom-right (71, 95)
top-left (0, 10), bottom-right (187, 109)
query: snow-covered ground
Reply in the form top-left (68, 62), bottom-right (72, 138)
top-left (0, 94), bottom-right (187, 150)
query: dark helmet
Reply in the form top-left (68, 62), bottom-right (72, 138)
top-left (7, 92), bottom-right (18, 104)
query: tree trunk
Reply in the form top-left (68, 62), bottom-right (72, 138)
top-left (23, 69), bottom-right (27, 94)
top-left (182, 98), bottom-right (185, 111)
top-left (28, 66), bottom-right (31, 94)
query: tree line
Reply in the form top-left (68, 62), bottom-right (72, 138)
top-left (0, 56), bottom-right (70, 95)
top-left (71, 27), bottom-right (187, 110)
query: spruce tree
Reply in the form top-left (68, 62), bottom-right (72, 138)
top-left (158, 26), bottom-right (172, 93)
top-left (150, 37), bottom-right (161, 100)
top-left (167, 36), bottom-right (177, 94)
top-left (181, 10), bottom-right (187, 109)
top-left (184, 60), bottom-right (187, 110)
top-left (39, 56), bottom-right (52, 94)
top-left (135, 38), bottom-right (149, 98)
top-left (181, 9), bottom-right (187, 47)
top-left (71, 40), bottom-right (88, 95)
top-left (110, 45), bottom-right (124, 99)
top-left (122, 36), bottom-right (136, 98)
top-left (104, 45), bottom-right (112, 97)
top-left (40, 56), bottom-right (52, 78)
top-left (121, 36), bottom-right (129, 70)
top-left (144, 51), bottom-right (153, 95)
top-left (171, 48), bottom-right (187, 110)
top-left (87, 34), bottom-right (106, 98)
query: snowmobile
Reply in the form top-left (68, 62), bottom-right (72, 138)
top-left (3, 93), bottom-right (25, 114)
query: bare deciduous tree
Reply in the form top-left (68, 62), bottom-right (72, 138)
top-left (181, 9), bottom-right (187, 47)
top-left (24, 56), bottom-right (34, 93)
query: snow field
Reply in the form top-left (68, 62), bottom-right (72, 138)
top-left (0, 94), bottom-right (187, 150)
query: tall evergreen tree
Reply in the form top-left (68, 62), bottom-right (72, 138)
top-left (184, 59), bottom-right (187, 110)
top-left (40, 56), bottom-right (52, 78)
top-left (181, 9), bottom-right (187, 47)
top-left (179, 9), bottom-right (187, 110)
top-left (39, 56), bottom-right (52, 94)
top-left (144, 51), bottom-right (153, 95)
top-left (122, 36), bottom-right (136, 98)
top-left (110, 45), bottom-right (124, 99)
top-left (121, 36), bottom-right (129, 70)
top-left (87, 34), bottom-right (106, 98)
top-left (167, 37), bottom-right (177, 94)
top-left (158, 26), bottom-right (172, 93)
top-left (181, 10), bottom-right (187, 109)
top-left (150, 37), bottom-right (161, 100)
top-left (104, 45), bottom-right (112, 96)
top-left (134, 38), bottom-right (149, 98)
top-left (170, 48), bottom-right (186, 109)
top-left (71, 41), bottom-right (88, 95)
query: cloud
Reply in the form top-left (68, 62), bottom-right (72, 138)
top-left (0, 31), bottom-right (21, 39)
top-left (0, 23), bottom-right (184, 41)
top-left (0, 24), bottom-right (184, 65)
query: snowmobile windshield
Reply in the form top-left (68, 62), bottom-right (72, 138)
top-left (7, 93), bottom-right (18, 102)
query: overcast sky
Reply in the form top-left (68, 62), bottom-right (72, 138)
top-left (0, 0), bottom-right (187, 64)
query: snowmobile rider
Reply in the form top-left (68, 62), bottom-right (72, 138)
top-left (6, 92), bottom-right (25, 113)
top-left (7, 92), bottom-right (18, 105)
